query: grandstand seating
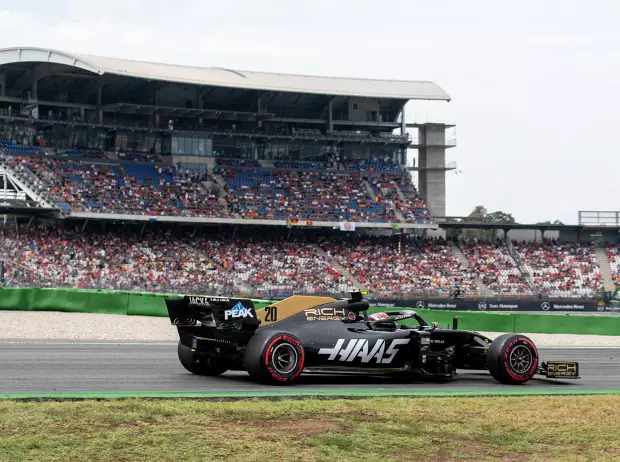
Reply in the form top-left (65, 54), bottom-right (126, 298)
top-left (345, 160), bottom-right (402, 173)
top-left (606, 243), bottom-right (620, 286)
top-left (0, 226), bottom-right (351, 295)
top-left (216, 158), bottom-right (261, 167)
top-left (7, 156), bottom-right (228, 217)
top-left (218, 167), bottom-right (399, 222)
top-left (3, 151), bottom-right (431, 223)
top-left (513, 241), bottom-right (602, 298)
top-left (274, 161), bottom-right (326, 170)
top-left (319, 235), bottom-right (480, 297)
top-left (0, 221), bottom-right (608, 300)
top-left (368, 174), bottom-right (431, 223)
top-left (460, 241), bottom-right (532, 296)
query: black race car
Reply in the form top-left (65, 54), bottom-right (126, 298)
top-left (165, 291), bottom-right (580, 385)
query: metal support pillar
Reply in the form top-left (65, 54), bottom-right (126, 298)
top-left (0, 72), bottom-right (5, 97)
top-left (191, 224), bottom-right (198, 238)
top-left (97, 85), bottom-right (103, 124)
top-left (140, 222), bottom-right (147, 236)
top-left (26, 216), bottom-right (34, 230)
top-left (81, 219), bottom-right (89, 233)
top-left (401, 103), bottom-right (406, 135)
top-left (328, 100), bottom-right (333, 131)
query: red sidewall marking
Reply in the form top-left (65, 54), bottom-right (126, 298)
top-left (264, 335), bottom-right (305, 381)
top-left (503, 337), bottom-right (539, 381)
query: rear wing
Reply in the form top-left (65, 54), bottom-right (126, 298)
top-left (165, 295), bottom-right (259, 332)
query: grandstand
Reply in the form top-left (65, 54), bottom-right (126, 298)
top-left (0, 46), bottom-right (456, 227)
top-left (0, 47), bottom-right (618, 303)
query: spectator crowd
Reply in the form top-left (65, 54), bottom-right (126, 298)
top-left (513, 240), bottom-right (602, 298)
top-left (4, 155), bottom-right (431, 223)
top-left (0, 224), bottom-right (607, 299)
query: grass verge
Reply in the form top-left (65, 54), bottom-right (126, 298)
top-left (1, 396), bottom-right (619, 461)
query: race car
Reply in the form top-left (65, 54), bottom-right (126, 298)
top-left (165, 291), bottom-right (580, 385)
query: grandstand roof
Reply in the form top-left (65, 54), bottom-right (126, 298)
top-left (0, 47), bottom-right (450, 101)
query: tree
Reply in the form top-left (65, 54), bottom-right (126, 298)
top-left (468, 205), bottom-right (487, 220)
top-left (536, 220), bottom-right (565, 225)
top-left (486, 211), bottom-right (516, 224)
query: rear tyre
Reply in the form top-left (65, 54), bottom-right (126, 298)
top-left (177, 340), bottom-right (228, 376)
top-left (244, 331), bottom-right (305, 385)
top-left (486, 334), bottom-right (539, 385)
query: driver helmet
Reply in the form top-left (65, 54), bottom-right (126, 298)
top-left (368, 312), bottom-right (389, 322)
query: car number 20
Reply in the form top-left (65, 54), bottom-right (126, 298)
top-left (265, 306), bottom-right (278, 322)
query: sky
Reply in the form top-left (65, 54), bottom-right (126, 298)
top-left (0, 0), bottom-right (618, 224)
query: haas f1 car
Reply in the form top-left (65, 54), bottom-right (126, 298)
top-left (165, 292), bottom-right (580, 385)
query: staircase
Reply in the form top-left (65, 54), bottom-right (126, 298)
top-left (363, 179), bottom-right (406, 223)
top-left (507, 241), bottom-right (539, 295)
top-left (0, 160), bottom-right (56, 209)
top-left (211, 173), bottom-right (229, 196)
top-left (451, 243), bottom-right (494, 297)
top-left (393, 183), bottom-right (407, 202)
top-left (594, 247), bottom-right (616, 292)
top-left (312, 244), bottom-right (366, 291)
top-left (362, 179), bottom-right (376, 202)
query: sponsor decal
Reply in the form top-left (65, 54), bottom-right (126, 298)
top-left (547, 361), bottom-right (579, 378)
top-left (305, 307), bottom-right (346, 321)
top-left (431, 339), bottom-right (445, 344)
top-left (188, 296), bottom-right (211, 307)
top-left (426, 302), bottom-right (458, 309)
top-left (318, 338), bottom-right (410, 364)
top-left (347, 311), bottom-right (357, 321)
top-left (550, 303), bottom-right (586, 311)
top-left (540, 302), bottom-right (551, 311)
top-left (416, 301), bottom-right (425, 308)
top-left (478, 302), bottom-right (487, 310)
top-left (224, 302), bottom-right (254, 320)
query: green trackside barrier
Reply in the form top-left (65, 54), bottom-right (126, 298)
top-left (0, 288), bottom-right (275, 317)
top-left (367, 307), bottom-right (620, 336)
top-left (1, 288), bottom-right (620, 336)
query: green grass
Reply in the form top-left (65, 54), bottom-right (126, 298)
top-left (1, 396), bottom-right (619, 461)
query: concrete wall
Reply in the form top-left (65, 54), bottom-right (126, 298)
top-left (348, 98), bottom-right (381, 122)
top-left (417, 124), bottom-right (449, 217)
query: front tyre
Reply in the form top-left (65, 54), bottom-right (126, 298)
top-left (244, 331), bottom-right (305, 385)
top-left (486, 334), bottom-right (539, 385)
top-left (177, 340), bottom-right (228, 376)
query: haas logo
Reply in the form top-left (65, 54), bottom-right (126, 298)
top-left (319, 338), bottom-right (410, 364)
top-left (224, 302), bottom-right (254, 320)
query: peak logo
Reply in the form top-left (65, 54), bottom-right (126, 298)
top-left (318, 338), bottom-right (410, 364)
top-left (224, 302), bottom-right (254, 320)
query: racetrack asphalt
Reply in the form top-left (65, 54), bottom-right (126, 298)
top-left (0, 342), bottom-right (619, 397)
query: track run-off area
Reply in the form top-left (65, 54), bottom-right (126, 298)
top-left (0, 341), bottom-right (619, 399)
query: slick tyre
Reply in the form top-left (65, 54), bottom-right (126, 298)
top-left (244, 331), bottom-right (305, 385)
top-left (177, 340), bottom-right (228, 376)
top-left (486, 334), bottom-right (539, 385)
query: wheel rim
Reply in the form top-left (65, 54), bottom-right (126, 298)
top-left (271, 343), bottom-right (298, 375)
top-left (509, 345), bottom-right (533, 374)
